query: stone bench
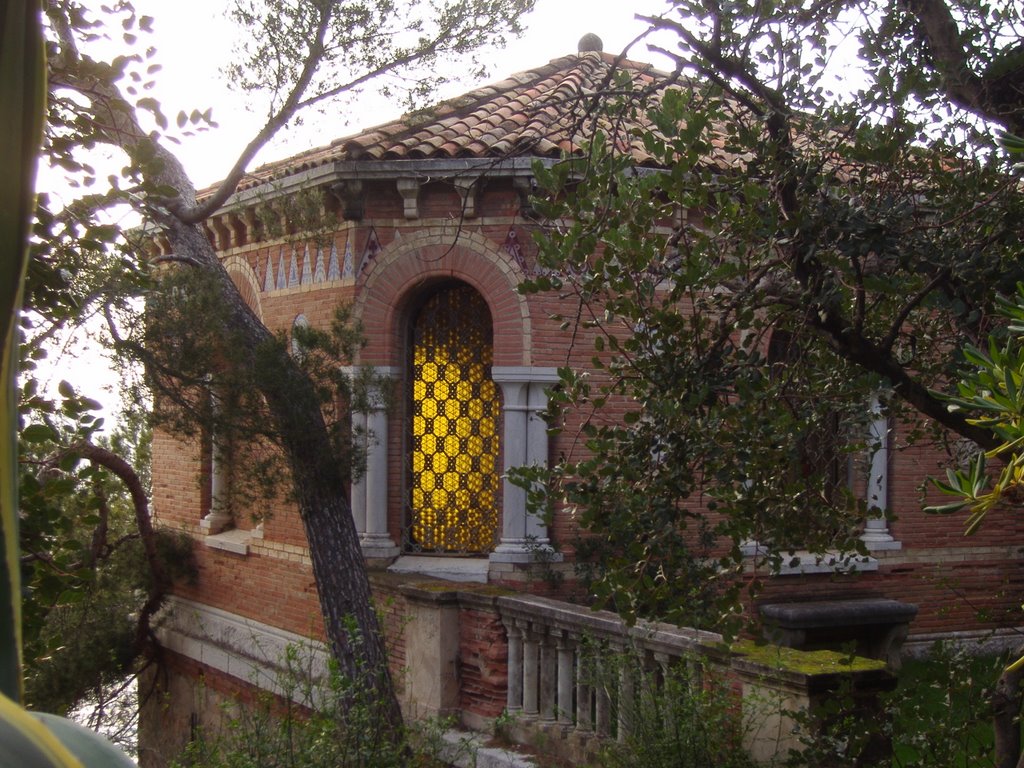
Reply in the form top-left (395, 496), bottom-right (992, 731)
top-left (759, 598), bottom-right (918, 668)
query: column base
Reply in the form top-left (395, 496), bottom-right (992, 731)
top-left (199, 511), bottom-right (232, 536)
top-left (490, 539), bottom-right (563, 565)
top-left (860, 532), bottom-right (902, 551)
top-left (359, 534), bottom-right (400, 560)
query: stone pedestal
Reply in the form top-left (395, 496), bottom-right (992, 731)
top-left (400, 584), bottom-right (461, 719)
top-left (760, 598), bottom-right (918, 669)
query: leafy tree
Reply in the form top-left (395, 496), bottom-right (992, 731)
top-left (928, 133), bottom-right (1024, 529)
top-left (18, 391), bottom-right (195, 750)
top-left (517, 0), bottom-right (1023, 764)
top-left (520, 1), bottom-right (1022, 625)
top-left (35, 0), bottom-right (533, 736)
top-left (2, 0), bottom-right (134, 763)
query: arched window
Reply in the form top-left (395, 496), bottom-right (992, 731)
top-left (407, 284), bottom-right (500, 553)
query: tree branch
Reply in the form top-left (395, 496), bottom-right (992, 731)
top-left (68, 441), bottom-right (168, 651)
top-left (900, 0), bottom-right (1024, 132)
top-left (881, 267), bottom-right (950, 353)
top-left (178, 4), bottom-right (333, 222)
top-left (810, 311), bottom-right (999, 450)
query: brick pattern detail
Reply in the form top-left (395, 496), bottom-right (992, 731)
top-left (458, 607), bottom-right (508, 718)
top-left (354, 224), bottom-right (531, 369)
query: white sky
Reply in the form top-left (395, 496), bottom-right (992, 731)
top-left (41, 0), bottom-right (672, 422)
top-left (133, 0), bottom-right (673, 187)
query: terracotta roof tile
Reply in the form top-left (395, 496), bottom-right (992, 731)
top-left (212, 51), bottom-right (742, 197)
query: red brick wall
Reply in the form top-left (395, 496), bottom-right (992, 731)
top-left (368, 577), bottom-right (409, 694)
top-left (150, 178), bottom-right (1024, 666)
top-left (457, 603), bottom-right (509, 718)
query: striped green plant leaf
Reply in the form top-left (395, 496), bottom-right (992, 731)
top-left (0, 692), bottom-right (83, 767)
top-left (1, 0), bottom-right (47, 702)
top-left (0, 691), bottom-right (135, 766)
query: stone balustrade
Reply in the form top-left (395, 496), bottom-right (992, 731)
top-left (493, 593), bottom-right (895, 765)
top-left (155, 584), bottom-right (897, 766)
top-left (496, 594), bottom-right (724, 745)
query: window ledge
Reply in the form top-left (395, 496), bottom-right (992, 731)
top-left (387, 555), bottom-right (488, 583)
top-left (776, 553), bottom-right (878, 575)
top-left (204, 528), bottom-right (253, 555)
top-left (742, 543), bottom-right (878, 576)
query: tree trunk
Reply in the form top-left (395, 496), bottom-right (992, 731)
top-left (44, 35), bottom-right (406, 729)
top-left (70, 440), bottom-right (169, 654)
top-left (166, 221), bottom-right (404, 731)
top-left (993, 650), bottom-right (1024, 768)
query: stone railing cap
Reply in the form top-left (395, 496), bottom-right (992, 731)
top-left (759, 598), bottom-right (918, 628)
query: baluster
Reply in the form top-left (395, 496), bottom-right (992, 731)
top-left (617, 650), bottom-right (635, 742)
top-left (686, 655), bottom-right (703, 693)
top-left (556, 631), bottom-right (575, 725)
top-left (576, 644), bottom-right (593, 732)
top-left (653, 651), bottom-right (672, 729)
top-left (504, 618), bottom-right (523, 712)
top-left (653, 651), bottom-right (671, 682)
top-left (539, 628), bottom-right (556, 721)
top-left (522, 621), bottom-right (540, 717)
top-left (595, 648), bottom-right (612, 737)
top-left (639, 649), bottom-right (658, 717)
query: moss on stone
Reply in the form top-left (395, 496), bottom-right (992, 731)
top-left (731, 641), bottom-right (887, 675)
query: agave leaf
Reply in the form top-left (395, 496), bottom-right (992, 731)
top-left (1, 0), bottom-right (47, 702)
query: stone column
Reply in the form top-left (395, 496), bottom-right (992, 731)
top-left (594, 658), bottom-right (612, 736)
top-left (617, 656), bottom-right (634, 742)
top-left (348, 366), bottom-right (400, 559)
top-left (200, 389), bottom-right (231, 535)
top-left (556, 631), bottom-right (575, 725)
top-left (490, 367), bottom-right (560, 564)
top-left (349, 408), bottom-right (368, 535)
top-left (494, 378), bottom-right (529, 558)
top-left (539, 629), bottom-right (557, 721)
top-left (576, 649), bottom-right (593, 731)
top-left (523, 623), bottom-right (540, 717)
top-left (861, 395), bottom-right (900, 551)
top-left (525, 381), bottom-right (552, 545)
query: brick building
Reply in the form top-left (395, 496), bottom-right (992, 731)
top-left (142, 40), bottom-right (1024, 765)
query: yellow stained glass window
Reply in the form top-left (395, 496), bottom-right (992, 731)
top-left (408, 285), bottom-right (499, 553)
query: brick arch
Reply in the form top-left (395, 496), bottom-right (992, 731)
top-left (353, 229), bottom-right (530, 368)
top-left (223, 255), bottom-right (263, 321)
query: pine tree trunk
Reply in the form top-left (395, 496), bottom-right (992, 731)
top-left (47, 36), bottom-right (405, 733)
top-left (168, 221), bottom-right (405, 733)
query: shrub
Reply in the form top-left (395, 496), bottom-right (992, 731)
top-left (587, 646), bottom-right (756, 768)
top-left (172, 643), bottom-right (455, 768)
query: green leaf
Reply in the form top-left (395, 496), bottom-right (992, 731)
top-left (923, 501), bottom-right (968, 515)
top-left (1, 0), bottom-right (47, 703)
top-left (33, 710), bottom-right (135, 766)
top-left (19, 424), bottom-right (54, 444)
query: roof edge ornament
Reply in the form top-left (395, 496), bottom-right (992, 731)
top-left (578, 33), bottom-right (603, 53)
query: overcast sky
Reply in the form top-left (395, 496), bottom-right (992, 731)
top-left (130, 0), bottom-right (673, 187)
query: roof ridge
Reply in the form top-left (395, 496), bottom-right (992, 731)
top-left (202, 50), bottom-right (687, 198)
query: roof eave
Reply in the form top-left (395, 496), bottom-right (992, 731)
top-left (216, 156), bottom-right (554, 215)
